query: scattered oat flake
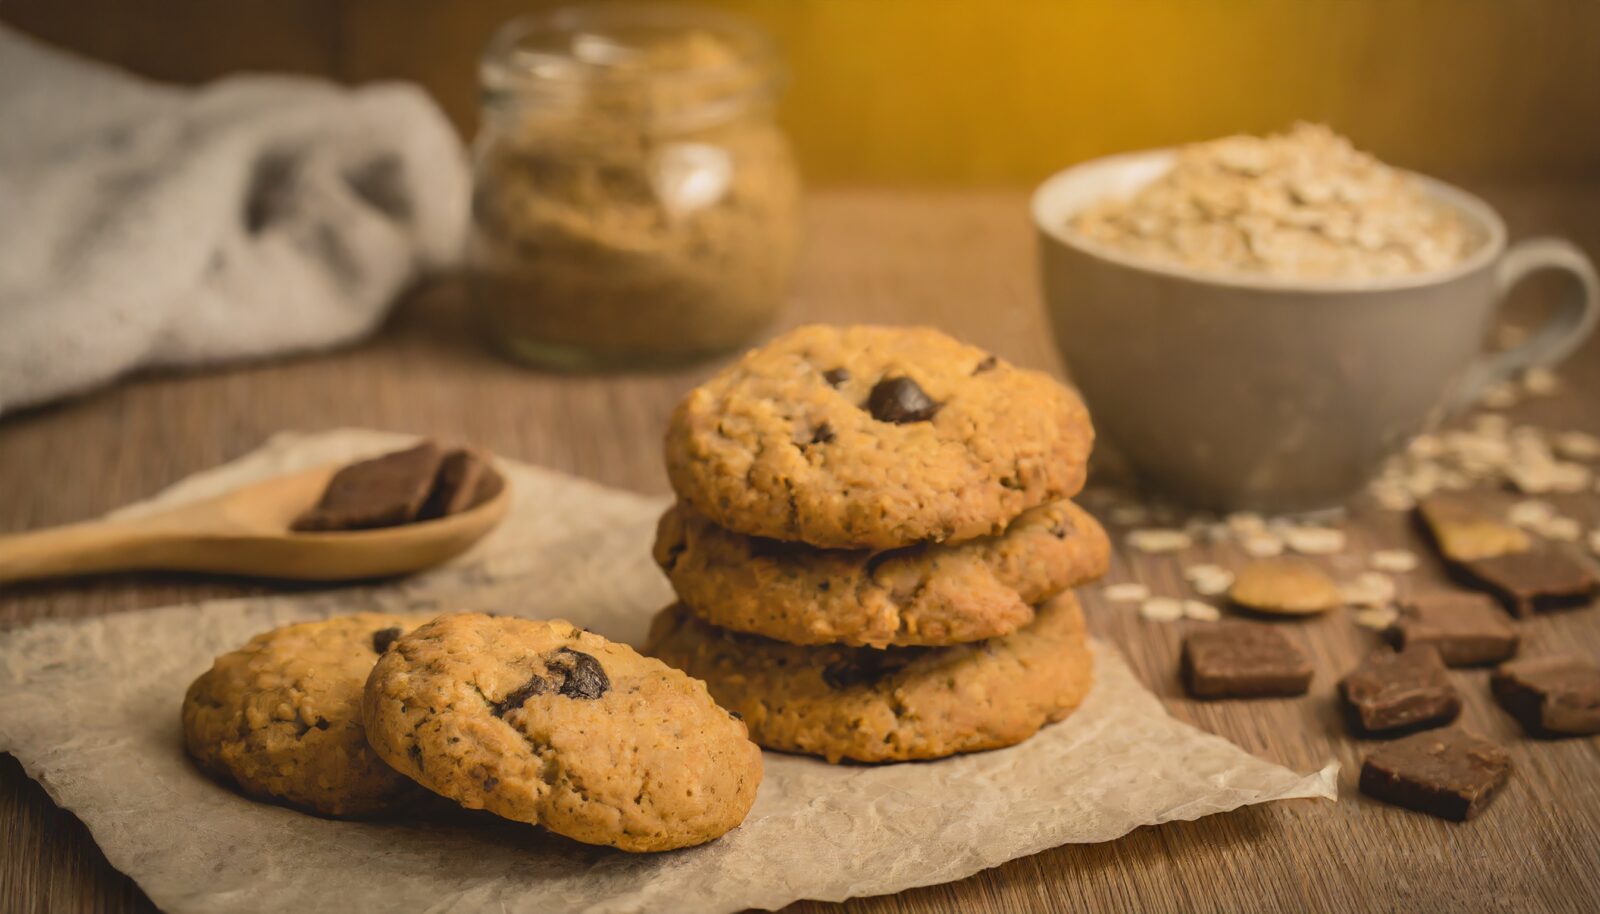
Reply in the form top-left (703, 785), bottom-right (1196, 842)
top-left (1241, 533), bottom-right (1286, 557)
top-left (1102, 583), bottom-right (1151, 603)
top-left (1183, 563), bottom-right (1235, 596)
top-left (1353, 606), bottom-right (1398, 630)
top-left (1341, 571), bottom-right (1397, 608)
top-left (1369, 549), bottom-right (1420, 573)
top-left (1109, 504), bottom-right (1150, 526)
top-left (1479, 383), bottom-right (1519, 410)
top-left (1536, 516), bottom-right (1582, 542)
top-left (1126, 528), bottom-right (1193, 553)
top-left (1225, 511), bottom-right (1267, 537)
top-left (1183, 600), bottom-right (1221, 622)
top-left (1507, 499), bottom-right (1557, 528)
top-left (1553, 430), bottom-right (1600, 461)
top-left (1522, 367), bottom-right (1561, 396)
top-left (1139, 597), bottom-right (1186, 622)
top-left (1283, 526), bottom-right (1346, 555)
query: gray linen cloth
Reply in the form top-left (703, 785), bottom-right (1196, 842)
top-left (0, 26), bottom-right (470, 413)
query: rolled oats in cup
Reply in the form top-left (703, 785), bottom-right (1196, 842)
top-left (1071, 124), bottom-right (1477, 280)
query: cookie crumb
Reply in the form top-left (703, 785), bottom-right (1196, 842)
top-left (1230, 558), bottom-right (1343, 615)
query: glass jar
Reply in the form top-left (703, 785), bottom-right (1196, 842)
top-left (468, 4), bottom-right (800, 369)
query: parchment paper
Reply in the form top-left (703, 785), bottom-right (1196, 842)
top-left (0, 429), bottom-right (1337, 914)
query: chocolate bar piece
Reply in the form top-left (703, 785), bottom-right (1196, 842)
top-left (1457, 549), bottom-right (1599, 618)
top-left (1360, 728), bottom-right (1510, 821)
top-left (1416, 493), bottom-right (1529, 563)
top-left (418, 449), bottom-right (501, 520)
top-left (1181, 623), bottom-right (1312, 699)
top-left (1491, 654), bottom-right (1600, 736)
top-left (292, 441), bottom-right (445, 531)
top-left (1388, 592), bottom-right (1519, 667)
top-left (1339, 645), bottom-right (1460, 735)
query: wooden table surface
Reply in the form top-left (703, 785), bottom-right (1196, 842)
top-left (4, 187), bottom-right (1599, 914)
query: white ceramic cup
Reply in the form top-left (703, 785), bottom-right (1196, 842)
top-left (1033, 149), bottom-right (1599, 513)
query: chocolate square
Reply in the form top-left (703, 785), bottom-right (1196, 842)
top-left (1457, 549), bottom-right (1599, 618)
top-left (1339, 645), bottom-right (1460, 735)
top-left (1491, 654), bottom-right (1600, 736)
top-left (418, 449), bottom-right (500, 520)
top-left (1359, 728), bottom-right (1510, 821)
top-left (1181, 623), bottom-right (1312, 699)
top-left (1388, 592), bottom-right (1519, 667)
top-left (291, 441), bottom-right (445, 531)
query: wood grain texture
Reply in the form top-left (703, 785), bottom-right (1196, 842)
top-left (3, 187), bottom-right (1600, 914)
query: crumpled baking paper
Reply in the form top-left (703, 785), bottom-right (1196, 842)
top-left (0, 429), bottom-right (1337, 914)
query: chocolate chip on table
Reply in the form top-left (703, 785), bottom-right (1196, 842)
top-left (1359, 728), bottom-right (1511, 821)
top-left (1339, 645), bottom-right (1460, 735)
top-left (291, 441), bottom-right (446, 531)
top-left (549, 648), bottom-right (610, 699)
top-left (1454, 549), bottom-right (1600, 618)
top-left (822, 367), bottom-right (850, 387)
top-left (1181, 623), bottom-right (1313, 699)
top-left (865, 376), bottom-right (940, 424)
top-left (371, 627), bottom-right (404, 654)
top-left (1491, 654), bottom-right (1600, 736)
top-left (1388, 592), bottom-right (1518, 667)
top-left (972, 354), bottom-right (998, 374)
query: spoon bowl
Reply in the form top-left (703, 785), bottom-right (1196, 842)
top-left (0, 462), bottom-right (511, 583)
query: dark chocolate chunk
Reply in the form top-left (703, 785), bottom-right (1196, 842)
top-left (729, 710), bottom-right (743, 721)
top-left (821, 648), bottom-right (923, 690)
top-left (291, 441), bottom-right (446, 531)
top-left (482, 775), bottom-right (499, 791)
top-left (419, 449), bottom-right (497, 520)
top-left (1359, 728), bottom-right (1511, 821)
top-left (1491, 654), bottom-right (1600, 736)
top-left (1456, 549), bottom-right (1599, 617)
top-left (371, 627), bottom-right (404, 654)
top-left (811, 423), bottom-right (836, 444)
top-left (549, 648), bottom-right (610, 700)
top-left (1388, 592), bottom-right (1518, 667)
top-left (822, 367), bottom-right (851, 387)
top-left (1339, 645), bottom-right (1460, 735)
top-left (1181, 623), bottom-right (1312, 699)
top-left (865, 377), bottom-right (940, 424)
top-left (313, 717), bottom-right (330, 730)
top-left (972, 354), bottom-right (998, 374)
top-left (491, 675), bottom-right (550, 717)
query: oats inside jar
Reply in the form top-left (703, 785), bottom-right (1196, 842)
top-left (1070, 124), bottom-right (1480, 280)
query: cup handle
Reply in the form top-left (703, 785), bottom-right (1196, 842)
top-left (1451, 236), bottom-right (1600, 410)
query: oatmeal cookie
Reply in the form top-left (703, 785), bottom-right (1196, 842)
top-left (654, 500), bottom-right (1108, 647)
top-left (181, 612), bottom-right (436, 817)
top-left (663, 325), bottom-right (1094, 549)
top-left (362, 613), bottom-right (762, 852)
top-left (645, 592), bottom-right (1094, 763)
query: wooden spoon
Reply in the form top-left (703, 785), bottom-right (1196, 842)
top-left (0, 463), bottom-right (511, 583)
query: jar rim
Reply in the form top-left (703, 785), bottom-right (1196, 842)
top-left (480, 3), bottom-right (782, 98)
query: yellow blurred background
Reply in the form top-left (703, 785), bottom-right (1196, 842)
top-left (7, 0), bottom-right (1598, 185)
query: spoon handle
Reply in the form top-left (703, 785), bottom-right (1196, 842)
top-left (0, 519), bottom-right (187, 583)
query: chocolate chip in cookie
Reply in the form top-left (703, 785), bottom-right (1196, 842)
top-left (822, 367), bottom-right (851, 387)
top-left (973, 354), bottom-right (998, 374)
top-left (811, 423), bottom-right (837, 444)
top-left (550, 648), bottom-right (610, 699)
top-left (821, 649), bottom-right (922, 689)
top-left (371, 627), bottom-right (404, 654)
top-left (866, 376), bottom-right (940, 423)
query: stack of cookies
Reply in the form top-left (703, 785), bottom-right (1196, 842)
top-left (646, 324), bottom-right (1108, 763)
